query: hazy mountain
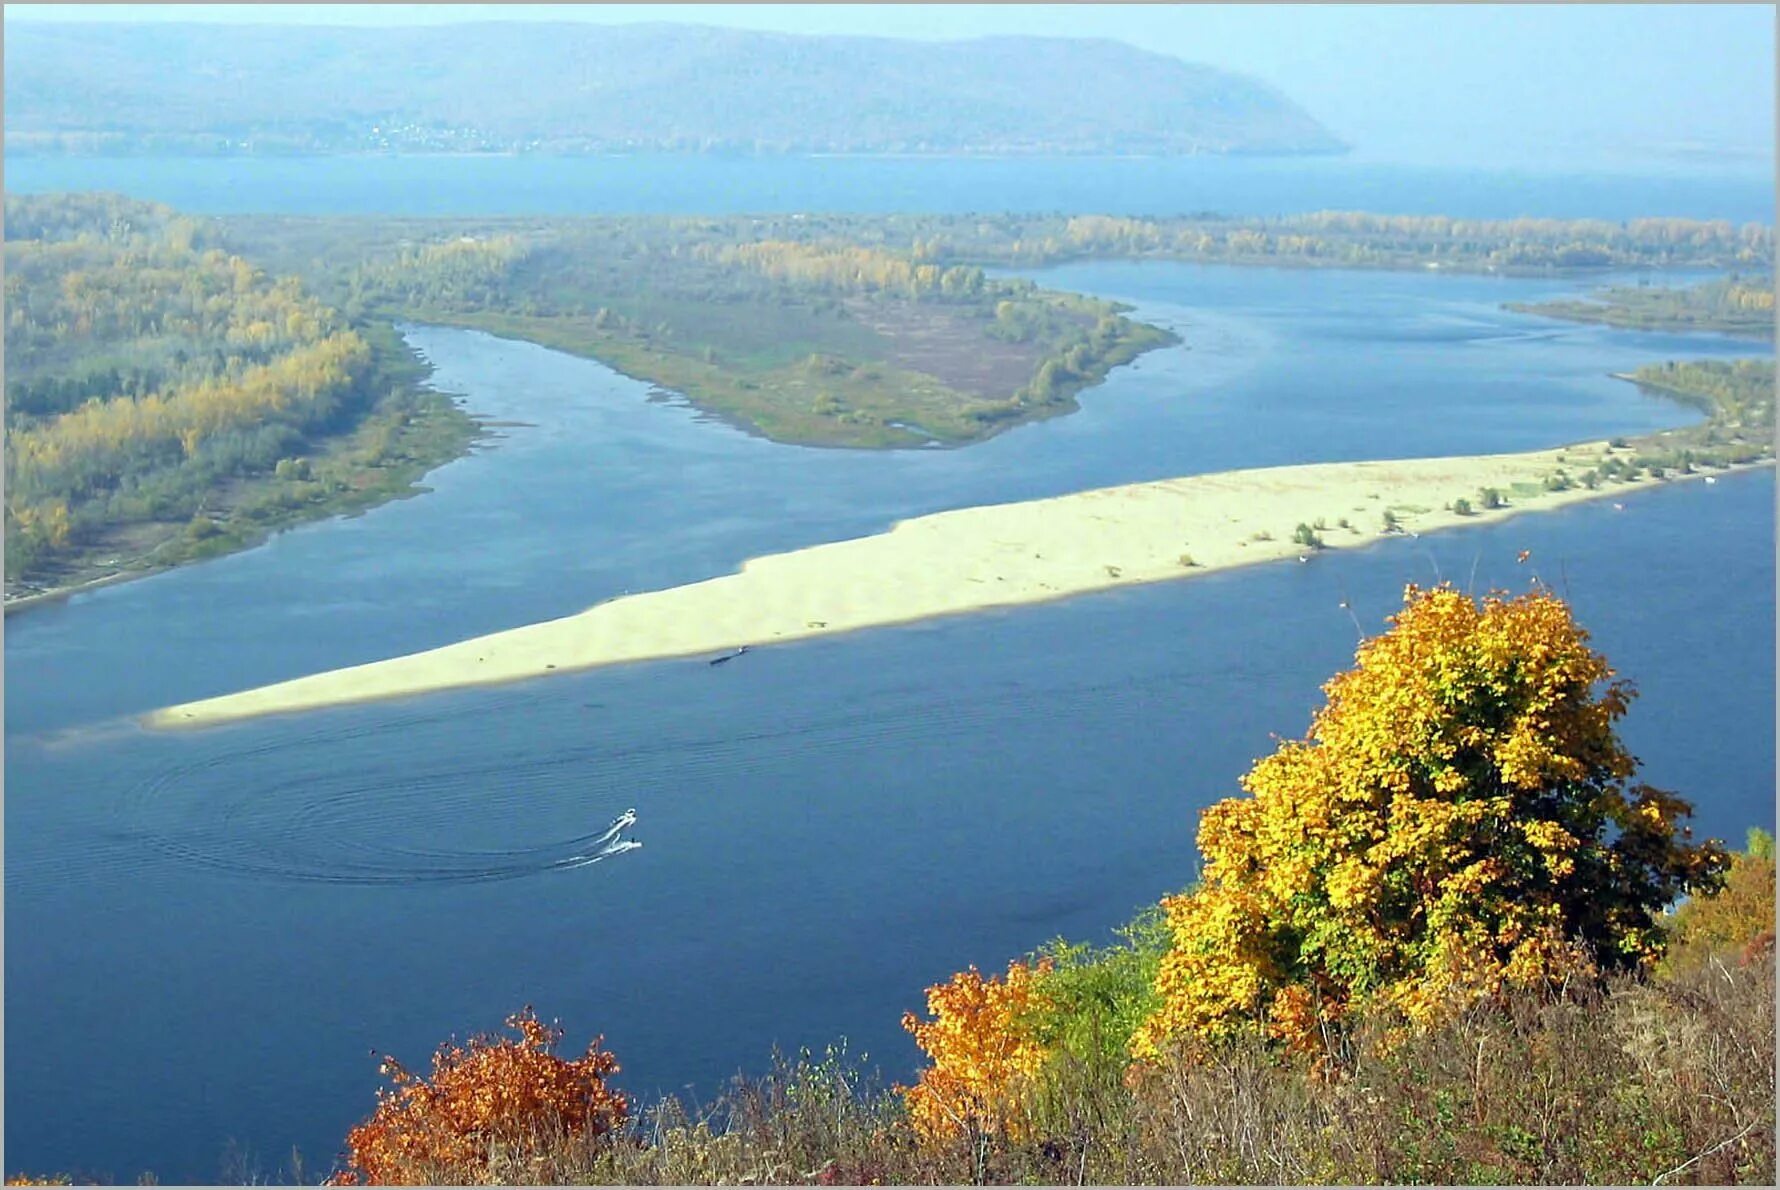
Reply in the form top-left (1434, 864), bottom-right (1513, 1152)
top-left (3, 21), bottom-right (1346, 156)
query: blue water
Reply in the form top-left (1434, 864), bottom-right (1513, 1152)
top-left (5, 152), bottom-right (1775, 223)
top-left (5, 251), bottom-right (1773, 1181)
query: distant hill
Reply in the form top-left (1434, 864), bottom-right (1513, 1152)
top-left (2, 21), bottom-right (1346, 157)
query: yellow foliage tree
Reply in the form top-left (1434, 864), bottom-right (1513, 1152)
top-left (899, 959), bottom-right (1053, 1143)
top-left (1132, 584), bottom-right (1729, 1063)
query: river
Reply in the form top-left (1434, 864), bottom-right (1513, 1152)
top-left (4, 167), bottom-right (1776, 1181)
top-left (4, 151), bottom-right (1774, 223)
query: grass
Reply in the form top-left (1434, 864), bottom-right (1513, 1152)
top-left (403, 308), bottom-right (963, 448)
top-left (397, 300), bottom-right (1171, 450)
top-left (302, 954), bottom-right (1772, 1186)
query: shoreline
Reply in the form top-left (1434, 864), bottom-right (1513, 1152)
top-left (4, 385), bottom-right (486, 619)
top-left (146, 445), bottom-right (1771, 731)
top-left (2, 568), bottom-right (150, 615)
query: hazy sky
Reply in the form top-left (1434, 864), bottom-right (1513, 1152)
top-left (9, 4), bottom-right (1775, 167)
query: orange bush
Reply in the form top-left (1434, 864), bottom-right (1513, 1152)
top-left (899, 959), bottom-right (1053, 1143)
top-left (329, 1009), bottom-right (627, 1185)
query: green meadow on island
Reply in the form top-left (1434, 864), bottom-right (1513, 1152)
top-left (4, 9), bottom-right (1776, 1188)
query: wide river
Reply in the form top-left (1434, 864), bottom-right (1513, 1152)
top-left (5, 173), bottom-right (1777, 1179)
top-left (5, 151), bottom-right (1774, 223)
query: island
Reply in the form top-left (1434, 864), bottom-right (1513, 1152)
top-left (1508, 273), bottom-right (1775, 337)
top-left (147, 429), bottom-right (1771, 731)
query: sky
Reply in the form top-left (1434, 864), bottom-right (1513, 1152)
top-left (7, 4), bottom-right (1775, 168)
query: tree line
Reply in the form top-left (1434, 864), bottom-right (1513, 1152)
top-left (3, 194), bottom-right (385, 582)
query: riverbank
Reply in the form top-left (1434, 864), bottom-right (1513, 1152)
top-left (4, 382), bottom-right (482, 618)
top-left (147, 443), bottom-right (1769, 730)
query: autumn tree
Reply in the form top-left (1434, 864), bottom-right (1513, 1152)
top-left (1132, 584), bottom-right (1729, 1063)
top-left (329, 1009), bottom-right (627, 1186)
top-left (899, 959), bottom-right (1053, 1143)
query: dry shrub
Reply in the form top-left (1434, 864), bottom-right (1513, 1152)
top-left (327, 948), bottom-right (1771, 1186)
top-left (1106, 956), bottom-right (1775, 1186)
top-left (327, 1009), bottom-right (627, 1185)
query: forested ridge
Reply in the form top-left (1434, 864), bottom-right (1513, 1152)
top-left (2, 193), bottom-right (476, 597)
top-left (3, 22), bottom-right (1344, 157)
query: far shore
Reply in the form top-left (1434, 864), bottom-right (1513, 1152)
top-left (147, 443), bottom-right (1770, 731)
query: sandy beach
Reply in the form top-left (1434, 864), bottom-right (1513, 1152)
top-left (147, 443), bottom-right (1759, 729)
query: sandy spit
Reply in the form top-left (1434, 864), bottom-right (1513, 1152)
top-left (146, 444), bottom-right (1757, 729)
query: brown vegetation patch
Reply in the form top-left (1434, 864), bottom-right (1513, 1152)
top-left (841, 297), bottom-right (1044, 399)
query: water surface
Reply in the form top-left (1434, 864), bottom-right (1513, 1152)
top-left (5, 260), bottom-right (1773, 1182)
top-left (5, 152), bottom-right (1773, 223)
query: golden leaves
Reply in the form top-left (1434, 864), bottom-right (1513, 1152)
top-left (898, 959), bottom-right (1052, 1143)
top-left (1133, 583), bottom-right (1729, 1065)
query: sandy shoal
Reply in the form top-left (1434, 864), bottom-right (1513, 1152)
top-left (147, 443), bottom-right (1748, 729)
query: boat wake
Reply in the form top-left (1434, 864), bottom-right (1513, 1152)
top-left (102, 700), bottom-right (647, 886)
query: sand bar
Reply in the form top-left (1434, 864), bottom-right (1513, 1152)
top-left (147, 443), bottom-right (1758, 729)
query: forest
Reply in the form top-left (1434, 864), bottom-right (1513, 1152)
top-left (1625, 358), bottom-right (1774, 441)
top-left (1508, 273), bottom-right (1776, 336)
top-left (222, 209), bottom-right (1773, 294)
top-left (2, 193), bottom-right (477, 597)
